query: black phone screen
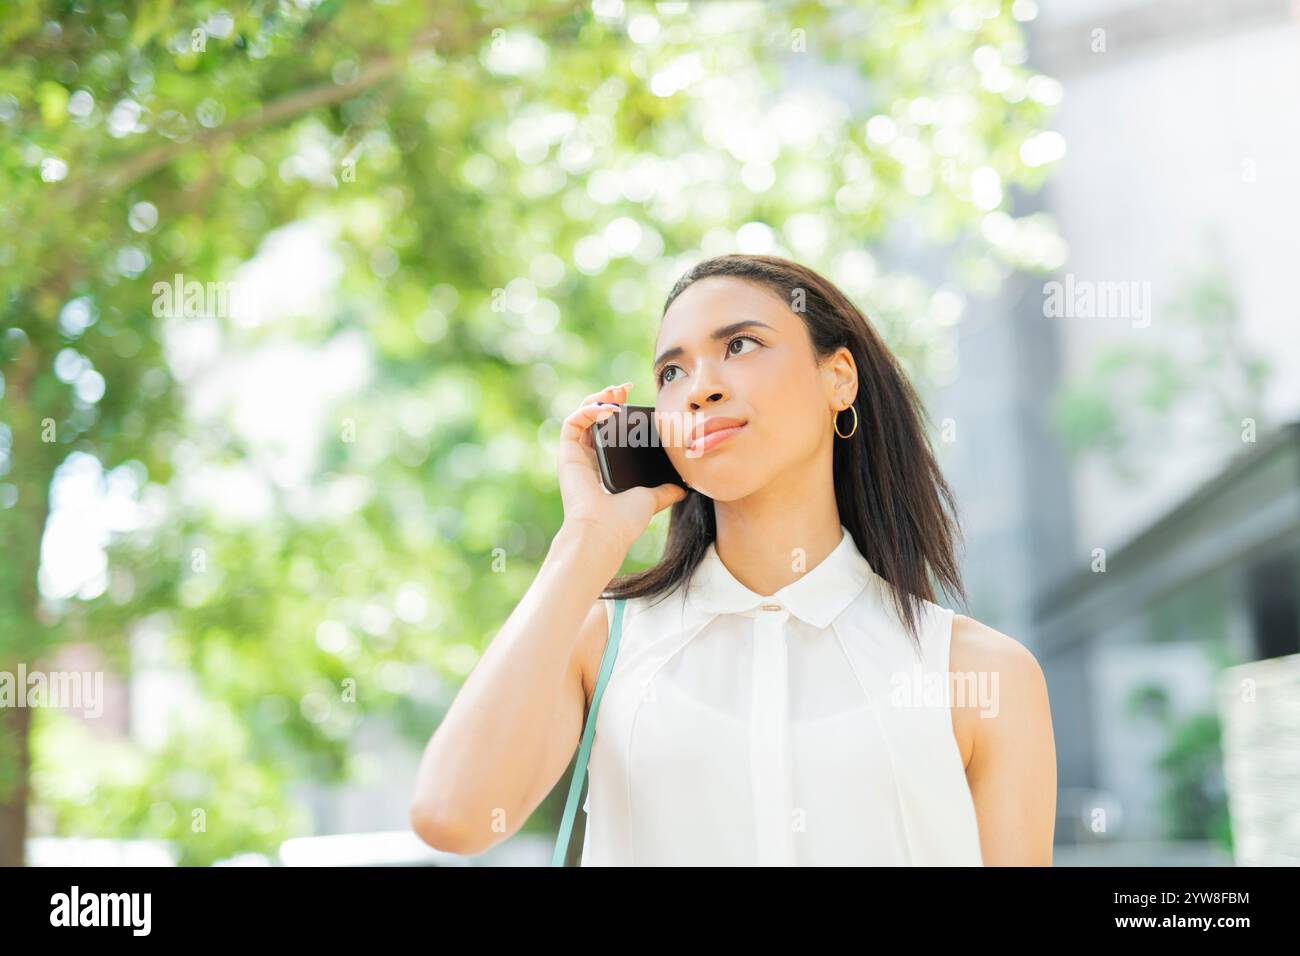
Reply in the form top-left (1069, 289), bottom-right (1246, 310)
top-left (591, 404), bottom-right (686, 493)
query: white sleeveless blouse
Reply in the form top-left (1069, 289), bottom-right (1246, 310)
top-left (580, 523), bottom-right (984, 866)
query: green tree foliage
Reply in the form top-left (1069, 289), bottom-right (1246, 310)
top-left (0, 0), bottom-right (1059, 864)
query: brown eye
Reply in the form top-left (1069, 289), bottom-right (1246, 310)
top-left (658, 335), bottom-right (762, 387)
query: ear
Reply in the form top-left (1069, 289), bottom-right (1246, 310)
top-left (821, 346), bottom-right (857, 408)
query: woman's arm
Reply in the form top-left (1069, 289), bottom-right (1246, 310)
top-left (409, 380), bottom-right (686, 856)
top-left (408, 521), bottom-right (625, 856)
top-left (951, 614), bottom-right (1058, 866)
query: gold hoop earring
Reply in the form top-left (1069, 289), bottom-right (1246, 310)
top-left (834, 405), bottom-right (858, 439)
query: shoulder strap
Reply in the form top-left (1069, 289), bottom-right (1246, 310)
top-left (551, 597), bottom-right (627, 866)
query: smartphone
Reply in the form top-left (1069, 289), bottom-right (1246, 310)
top-left (591, 403), bottom-right (687, 494)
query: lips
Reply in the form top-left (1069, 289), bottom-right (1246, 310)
top-left (688, 416), bottom-right (747, 454)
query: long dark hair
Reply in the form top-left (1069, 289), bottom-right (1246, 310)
top-left (599, 253), bottom-right (966, 650)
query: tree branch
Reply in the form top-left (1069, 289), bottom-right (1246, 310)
top-left (60, 0), bottom-right (580, 209)
top-left (61, 26), bottom-right (445, 209)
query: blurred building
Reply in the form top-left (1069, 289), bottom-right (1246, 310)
top-left (937, 0), bottom-right (1300, 864)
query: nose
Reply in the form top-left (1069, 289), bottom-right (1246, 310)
top-left (657, 360), bottom-right (732, 451)
top-left (687, 379), bottom-right (729, 411)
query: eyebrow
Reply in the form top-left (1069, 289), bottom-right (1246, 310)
top-left (653, 319), bottom-right (778, 374)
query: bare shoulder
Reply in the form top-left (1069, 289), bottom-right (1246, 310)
top-left (948, 614), bottom-right (1051, 768)
top-left (949, 613), bottom-right (1044, 683)
top-left (948, 614), bottom-right (1057, 864)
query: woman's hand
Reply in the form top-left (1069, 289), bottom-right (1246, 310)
top-left (558, 382), bottom-right (689, 554)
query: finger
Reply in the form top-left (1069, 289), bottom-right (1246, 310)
top-left (561, 400), bottom-right (620, 445)
top-left (650, 482), bottom-right (690, 513)
top-left (580, 381), bottom-right (634, 407)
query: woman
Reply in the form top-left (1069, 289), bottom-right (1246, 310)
top-left (411, 253), bottom-right (1056, 866)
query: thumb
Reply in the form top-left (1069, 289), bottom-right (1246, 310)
top-left (652, 482), bottom-right (689, 511)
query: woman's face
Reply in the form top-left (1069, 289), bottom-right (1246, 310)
top-left (652, 276), bottom-right (852, 501)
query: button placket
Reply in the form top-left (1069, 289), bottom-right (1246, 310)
top-left (749, 603), bottom-right (794, 865)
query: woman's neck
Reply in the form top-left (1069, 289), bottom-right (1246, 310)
top-left (710, 464), bottom-right (844, 598)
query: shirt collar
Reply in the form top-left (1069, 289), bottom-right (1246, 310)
top-left (683, 523), bottom-right (875, 628)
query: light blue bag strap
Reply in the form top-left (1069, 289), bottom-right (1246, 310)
top-left (551, 597), bottom-right (626, 866)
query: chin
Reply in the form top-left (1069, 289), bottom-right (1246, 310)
top-left (677, 463), bottom-right (768, 502)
